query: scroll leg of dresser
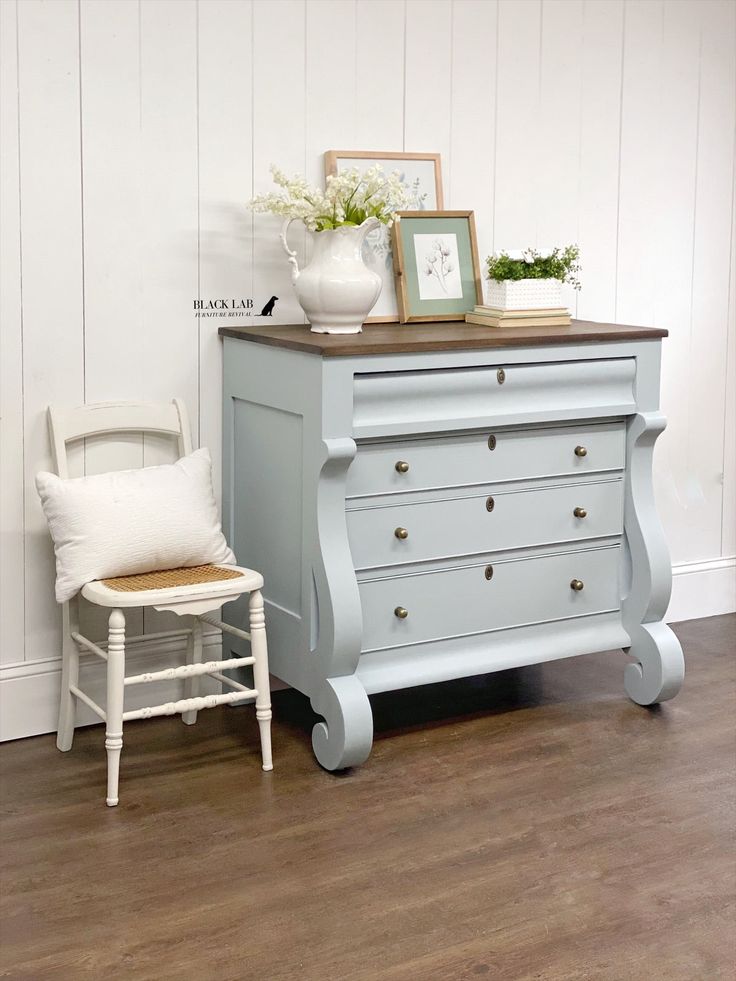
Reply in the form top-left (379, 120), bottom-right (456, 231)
top-left (622, 411), bottom-right (685, 705)
top-left (310, 676), bottom-right (373, 771)
top-left (624, 621), bottom-right (684, 705)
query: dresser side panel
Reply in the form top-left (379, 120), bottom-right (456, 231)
top-left (222, 339), bottom-right (325, 691)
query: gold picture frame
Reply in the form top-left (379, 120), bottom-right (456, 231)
top-left (323, 150), bottom-right (444, 323)
top-left (391, 210), bottom-right (483, 323)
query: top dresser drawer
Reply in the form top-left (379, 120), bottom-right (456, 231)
top-left (346, 422), bottom-right (625, 500)
top-left (352, 358), bottom-right (636, 436)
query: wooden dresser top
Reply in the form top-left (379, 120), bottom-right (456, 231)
top-left (218, 320), bottom-right (668, 357)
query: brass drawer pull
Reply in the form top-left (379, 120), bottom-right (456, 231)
top-left (486, 496), bottom-right (495, 512)
top-left (394, 606), bottom-right (409, 619)
top-left (487, 434), bottom-right (497, 451)
top-left (570, 579), bottom-right (585, 592)
top-left (573, 507), bottom-right (587, 518)
top-left (394, 527), bottom-right (409, 540)
top-left (574, 445), bottom-right (587, 458)
top-left (497, 368), bottom-right (506, 385)
top-left (395, 461), bottom-right (410, 473)
top-left (484, 565), bottom-right (494, 581)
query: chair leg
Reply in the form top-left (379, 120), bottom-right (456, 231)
top-left (105, 608), bottom-right (126, 807)
top-left (182, 618), bottom-right (203, 725)
top-left (249, 589), bottom-right (273, 771)
top-left (57, 598), bottom-right (80, 752)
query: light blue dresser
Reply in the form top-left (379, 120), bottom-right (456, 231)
top-left (219, 320), bottom-right (684, 770)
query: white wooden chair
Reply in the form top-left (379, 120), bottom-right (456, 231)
top-left (48, 399), bottom-right (272, 806)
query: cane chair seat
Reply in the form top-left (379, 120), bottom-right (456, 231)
top-left (82, 564), bottom-right (263, 610)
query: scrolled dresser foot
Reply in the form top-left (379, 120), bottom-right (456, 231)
top-left (310, 676), bottom-right (373, 771)
top-left (623, 621), bottom-right (684, 706)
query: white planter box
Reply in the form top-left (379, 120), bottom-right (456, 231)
top-left (485, 277), bottom-right (563, 311)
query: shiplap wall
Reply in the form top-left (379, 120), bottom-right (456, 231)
top-left (1, 0), bottom-right (734, 739)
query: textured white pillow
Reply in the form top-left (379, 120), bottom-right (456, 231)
top-left (35, 448), bottom-right (236, 602)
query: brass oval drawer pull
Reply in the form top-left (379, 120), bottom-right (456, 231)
top-left (487, 434), bottom-right (497, 451)
top-left (573, 507), bottom-right (587, 518)
top-left (570, 579), bottom-right (585, 592)
top-left (395, 460), bottom-right (410, 473)
top-left (394, 606), bottom-right (409, 619)
top-left (486, 496), bottom-right (495, 512)
top-left (484, 565), bottom-right (494, 581)
top-left (574, 445), bottom-right (587, 458)
top-left (497, 368), bottom-right (506, 385)
top-left (394, 527), bottom-right (409, 540)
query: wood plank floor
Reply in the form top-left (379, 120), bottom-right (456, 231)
top-left (1, 615), bottom-right (734, 981)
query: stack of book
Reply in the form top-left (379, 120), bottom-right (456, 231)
top-left (465, 305), bottom-right (572, 328)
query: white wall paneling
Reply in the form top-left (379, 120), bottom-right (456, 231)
top-left (493, 0), bottom-right (543, 249)
top-left (306, 0), bottom-right (356, 186)
top-left (354, 0), bottom-right (405, 150)
top-left (78, 0), bottom-right (145, 643)
top-left (1, 0), bottom-right (734, 740)
top-left (616, 0), bottom-right (663, 329)
top-left (576, 0), bottom-right (624, 322)
top-left (0, 0), bottom-right (25, 666)
top-left (653, 0), bottom-right (711, 566)
top-left (689, 0), bottom-right (736, 564)
top-left (197, 0), bottom-right (255, 503)
top-left (724, 137), bottom-right (736, 559)
top-left (404, 0), bottom-right (453, 171)
top-left (450, 0), bottom-right (497, 265)
top-left (17, 0), bottom-right (86, 665)
top-left (138, 0), bottom-right (200, 635)
top-left (537, 0), bottom-right (583, 315)
top-left (251, 0), bottom-right (306, 327)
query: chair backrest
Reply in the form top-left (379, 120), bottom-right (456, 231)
top-left (48, 399), bottom-right (193, 478)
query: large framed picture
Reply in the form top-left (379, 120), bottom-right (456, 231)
top-left (323, 150), bottom-right (444, 323)
top-left (391, 211), bottom-right (483, 323)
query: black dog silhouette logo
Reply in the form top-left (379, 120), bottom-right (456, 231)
top-left (260, 296), bottom-right (278, 316)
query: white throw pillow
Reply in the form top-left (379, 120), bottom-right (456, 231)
top-left (35, 448), bottom-right (236, 603)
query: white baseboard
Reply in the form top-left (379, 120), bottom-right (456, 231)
top-left (2, 558), bottom-right (733, 742)
top-left (666, 556), bottom-right (736, 623)
top-left (0, 629), bottom-right (223, 743)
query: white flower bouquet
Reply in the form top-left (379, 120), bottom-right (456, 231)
top-left (248, 164), bottom-right (410, 232)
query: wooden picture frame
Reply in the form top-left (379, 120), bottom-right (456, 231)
top-left (391, 210), bottom-right (483, 323)
top-left (323, 150), bottom-right (444, 323)
top-left (323, 150), bottom-right (443, 206)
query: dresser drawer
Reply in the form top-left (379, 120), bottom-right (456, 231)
top-left (348, 479), bottom-right (623, 570)
top-left (359, 546), bottom-right (621, 652)
top-left (346, 422), bottom-right (625, 500)
top-left (352, 358), bottom-right (636, 435)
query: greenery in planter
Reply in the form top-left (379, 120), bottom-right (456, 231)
top-left (486, 245), bottom-right (581, 289)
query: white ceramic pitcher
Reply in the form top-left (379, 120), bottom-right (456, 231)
top-left (280, 217), bottom-right (382, 334)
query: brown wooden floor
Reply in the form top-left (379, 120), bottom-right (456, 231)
top-left (1, 615), bottom-right (734, 981)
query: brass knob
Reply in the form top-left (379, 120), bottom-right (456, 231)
top-left (394, 527), bottom-right (409, 540)
top-left (497, 368), bottom-right (506, 385)
top-left (486, 496), bottom-right (495, 512)
top-left (395, 460), bottom-right (410, 473)
top-left (487, 434), bottom-right (497, 451)
top-left (484, 565), bottom-right (494, 580)
top-left (574, 445), bottom-right (587, 458)
top-left (570, 579), bottom-right (585, 591)
top-left (394, 606), bottom-right (409, 619)
top-left (573, 507), bottom-right (587, 518)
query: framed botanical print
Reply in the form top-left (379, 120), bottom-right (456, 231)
top-left (391, 211), bottom-right (483, 322)
top-left (323, 150), bottom-right (444, 323)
